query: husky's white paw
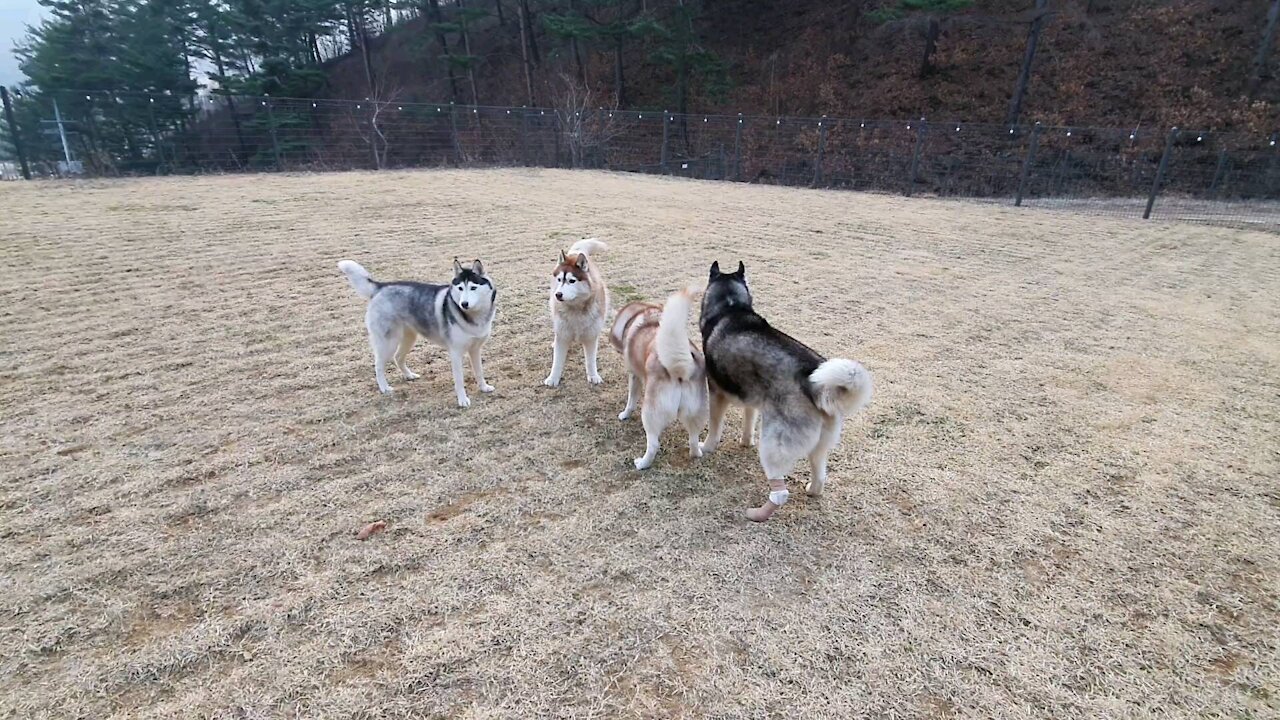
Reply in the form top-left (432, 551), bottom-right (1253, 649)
top-left (479, 383), bottom-right (495, 393)
top-left (689, 446), bottom-right (703, 459)
top-left (378, 385), bottom-right (393, 395)
top-left (634, 456), bottom-right (653, 470)
top-left (806, 478), bottom-right (825, 497)
top-left (457, 395), bottom-right (471, 408)
top-left (543, 375), bottom-right (560, 388)
top-left (403, 369), bottom-right (420, 380)
top-left (699, 441), bottom-right (718, 455)
top-left (618, 409), bottom-right (633, 421)
top-left (587, 373), bottom-right (604, 385)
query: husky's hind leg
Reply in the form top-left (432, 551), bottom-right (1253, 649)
top-left (618, 373), bottom-right (640, 420)
top-left (393, 329), bottom-right (419, 380)
top-left (807, 416), bottom-right (843, 497)
top-left (745, 411), bottom-right (814, 522)
top-left (681, 383), bottom-right (710, 459)
top-left (700, 387), bottom-right (731, 454)
top-left (741, 406), bottom-right (758, 447)
top-left (636, 386), bottom-right (678, 470)
top-left (366, 316), bottom-right (399, 395)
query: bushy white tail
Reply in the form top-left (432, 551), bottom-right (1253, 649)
top-left (569, 238), bottom-right (607, 257)
top-left (338, 260), bottom-right (380, 299)
top-left (656, 288), bottom-right (698, 382)
top-left (809, 359), bottom-right (873, 417)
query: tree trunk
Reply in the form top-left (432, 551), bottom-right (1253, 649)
top-left (309, 31), bottom-right (322, 64)
top-left (349, 5), bottom-right (375, 92)
top-left (495, 0), bottom-right (505, 26)
top-left (569, 0), bottom-right (587, 86)
top-left (1249, 0), bottom-right (1280, 99)
top-left (518, 0), bottom-right (536, 104)
top-left (521, 0), bottom-right (541, 65)
top-left (428, 0), bottom-right (460, 102)
top-left (614, 35), bottom-right (626, 108)
top-left (458, 0), bottom-right (481, 105)
top-left (1006, 0), bottom-right (1048, 125)
top-left (919, 16), bottom-right (939, 78)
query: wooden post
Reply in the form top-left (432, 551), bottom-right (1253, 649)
top-left (733, 113), bottom-right (743, 181)
top-left (906, 118), bottom-right (926, 197)
top-left (660, 110), bottom-right (670, 174)
top-left (1144, 127), bottom-right (1179, 220)
top-left (1208, 146), bottom-right (1229, 199)
top-left (265, 97), bottom-right (282, 170)
top-left (1015, 123), bottom-right (1041, 207)
top-left (812, 116), bottom-right (827, 187)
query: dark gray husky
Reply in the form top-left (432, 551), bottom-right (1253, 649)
top-left (339, 258), bottom-right (496, 407)
top-left (700, 261), bottom-right (873, 522)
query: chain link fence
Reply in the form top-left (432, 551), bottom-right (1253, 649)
top-left (4, 91), bottom-right (1278, 230)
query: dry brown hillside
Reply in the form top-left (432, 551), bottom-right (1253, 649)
top-left (321, 0), bottom-right (1278, 133)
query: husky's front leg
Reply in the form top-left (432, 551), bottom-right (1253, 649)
top-left (468, 341), bottom-right (495, 393)
top-left (583, 336), bottom-right (603, 385)
top-left (543, 333), bottom-right (568, 387)
top-left (618, 373), bottom-right (639, 420)
top-left (449, 349), bottom-right (471, 407)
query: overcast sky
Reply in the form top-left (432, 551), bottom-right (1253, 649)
top-left (0, 0), bottom-right (42, 87)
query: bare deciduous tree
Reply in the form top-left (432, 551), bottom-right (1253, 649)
top-left (552, 73), bottom-right (624, 169)
top-left (354, 79), bottom-right (401, 170)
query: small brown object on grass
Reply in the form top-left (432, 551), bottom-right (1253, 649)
top-left (355, 521), bottom-right (386, 540)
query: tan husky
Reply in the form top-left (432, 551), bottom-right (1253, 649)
top-left (544, 238), bottom-right (610, 387)
top-left (610, 288), bottom-right (709, 470)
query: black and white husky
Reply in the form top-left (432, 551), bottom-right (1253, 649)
top-left (338, 258), bottom-right (497, 407)
top-left (700, 261), bottom-right (873, 522)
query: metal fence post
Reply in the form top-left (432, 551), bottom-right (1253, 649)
top-left (1268, 133), bottom-right (1279, 197)
top-left (1015, 122), bottom-right (1041, 207)
top-left (453, 103), bottom-right (465, 165)
top-left (552, 110), bottom-right (562, 167)
top-left (1143, 126), bottom-right (1179, 220)
top-left (1208, 146), bottom-right (1229, 199)
top-left (265, 97), bottom-right (282, 170)
top-left (519, 106), bottom-right (529, 166)
top-left (660, 110), bottom-right (671, 174)
top-left (369, 102), bottom-right (380, 169)
top-left (812, 116), bottom-right (828, 188)
top-left (0, 86), bottom-right (31, 180)
top-left (733, 113), bottom-right (743, 181)
top-left (906, 117), bottom-right (926, 196)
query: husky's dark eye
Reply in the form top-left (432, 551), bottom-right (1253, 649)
top-left (568, 278), bottom-right (576, 284)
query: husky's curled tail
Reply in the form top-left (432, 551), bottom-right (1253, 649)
top-left (568, 238), bottom-right (607, 258)
top-left (655, 287), bottom-right (698, 382)
top-left (810, 359), bottom-right (874, 417)
top-left (338, 260), bottom-right (380, 299)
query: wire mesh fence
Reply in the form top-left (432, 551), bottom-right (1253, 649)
top-left (4, 91), bottom-right (1278, 230)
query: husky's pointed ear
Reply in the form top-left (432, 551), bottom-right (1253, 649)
top-left (471, 259), bottom-right (485, 276)
top-left (558, 249), bottom-right (567, 264)
top-left (575, 253), bottom-right (588, 271)
top-left (453, 257), bottom-right (464, 275)
top-left (710, 261), bottom-right (721, 278)
top-left (735, 261), bottom-right (746, 277)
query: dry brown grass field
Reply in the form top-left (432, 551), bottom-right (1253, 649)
top-left (1, 169), bottom-right (1277, 719)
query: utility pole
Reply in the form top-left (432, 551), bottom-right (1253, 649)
top-left (53, 98), bottom-right (74, 166)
